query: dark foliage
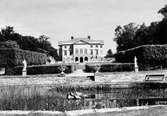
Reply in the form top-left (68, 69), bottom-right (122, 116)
top-left (115, 45), bottom-right (167, 70)
top-left (85, 63), bottom-right (134, 72)
top-left (0, 26), bottom-right (59, 60)
top-left (0, 40), bottom-right (19, 48)
top-left (0, 48), bottom-right (47, 74)
top-left (105, 49), bottom-right (113, 58)
top-left (13, 64), bottom-right (73, 75)
top-left (114, 5), bottom-right (167, 52)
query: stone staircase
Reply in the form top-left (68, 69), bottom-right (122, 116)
top-left (75, 63), bottom-right (85, 70)
top-left (67, 63), bottom-right (93, 77)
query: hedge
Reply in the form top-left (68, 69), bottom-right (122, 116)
top-left (0, 48), bottom-right (47, 67)
top-left (13, 64), bottom-right (73, 75)
top-left (115, 45), bottom-right (167, 70)
top-left (0, 48), bottom-right (47, 75)
top-left (84, 63), bottom-right (134, 72)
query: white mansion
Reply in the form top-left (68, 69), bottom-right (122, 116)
top-left (58, 36), bottom-right (104, 63)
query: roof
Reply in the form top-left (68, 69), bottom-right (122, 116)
top-left (58, 37), bottom-right (104, 45)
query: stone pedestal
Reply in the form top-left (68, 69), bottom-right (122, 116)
top-left (135, 66), bottom-right (139, 72)
top-left (95, 73), bottom-right (104, 82)
top-left (22, 69), bottom-right (27, 77)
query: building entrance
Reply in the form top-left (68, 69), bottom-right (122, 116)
top-left (80, 57), bottom-right (83, 63)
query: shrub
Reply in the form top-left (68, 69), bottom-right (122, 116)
top-left (115, 45), bottom-right (167, 70)
top-left (0, 40), bottom-right (20, 49)
top-left (0, 48), bottom-right (47, 67)
top-left (85, 63), bottom-right (134, 72)
top-left (0, 48), bottom-right (47, 75)
top-left (13, 64), bottom-right (73, 75)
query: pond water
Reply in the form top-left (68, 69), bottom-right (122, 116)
top-left (1, 84), bottom-right (167, 111)
top-left (56, 88), bottom-right (167, 111)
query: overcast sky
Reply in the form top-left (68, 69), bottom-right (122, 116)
top-left (0, 0), bottom-right (166, 53)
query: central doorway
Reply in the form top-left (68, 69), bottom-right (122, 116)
top-left (80, 57), bottom-right (83, 63)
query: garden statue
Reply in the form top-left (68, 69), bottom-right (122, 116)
top-left (94, 64), bottom-right (101, 82)
top-left (95, 64), bottom-right (101, 73)
top-left (22, 59), bottom-right (27, 76)
top-left (58, 64), bottom-right (66, 76)
top-left (134, 56), bottom-right (139, 72)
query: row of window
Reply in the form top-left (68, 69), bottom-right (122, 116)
top-left (75, 49), bottom-right (99, 55)
top-left (91, 45), bottom-right (103, 48)
top-left (75, 49), bottom-right (87, 54)
top-left (64, 49), bottom-right (102, 56)
top-left (63, 45), bottom-right (103, 49)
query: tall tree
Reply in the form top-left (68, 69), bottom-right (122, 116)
top-left (114, 23), bottom-right (139, 51)
top-left (0, 26), bottom-right (59, 61)
top-left (158, 5), bottom-right (167, 19)
top-left (0, 26), bottom-right (14, 41)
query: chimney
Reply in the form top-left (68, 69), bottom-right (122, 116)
top-left (88, 35), bottom-right (91, 39)
top-left (71, 36), bottom-right (74, 40)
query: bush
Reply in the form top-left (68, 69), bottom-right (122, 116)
top-left (115, 45), bottom-right (167, 70)
top-left (0, 48), bottom-right (47, 67)
top-left (0, 48), bottom-right (47, 75)
top-left (13, 64), bottom-right (73, 75)
top-left (0, 40), bottom-right (20, 49)
top-left (85, 63), bottom-right (134, 72)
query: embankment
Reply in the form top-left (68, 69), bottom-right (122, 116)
top-left (0, 105), bottom-right (166, 116)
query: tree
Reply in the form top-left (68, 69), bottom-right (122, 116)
top-left (158, 5), bottom-right (167, 19)
top-left (114, 23), bottom-right (139, 51)
top-left (0, 26), bottom-right (59, 61)
top-left (114, 4), bottom-right (167, 54)
top-left (0, 26), bottom-right (14, 41)
top-left (105, 49), bottom-right (113, 58)
top-left (134, 22), bottom-right (159, 45)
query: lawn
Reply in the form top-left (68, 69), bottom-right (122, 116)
top-left (0, 105), bottom-right (166, 116)
top-left (0, 69), bottom-right (167, 86)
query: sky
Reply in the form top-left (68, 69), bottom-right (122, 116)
top-left (0, 0), bottom-right (166, 53)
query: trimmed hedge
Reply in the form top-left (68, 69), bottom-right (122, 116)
top-left (0, 48), bottom-right (47, 67)
top-left (0, 48), bottom-right (47, 75)
top-left (115, 45), bottom-right (167, 70)
top-left (13, 64), bottom-right (73, 75)
top-left (85, 63), bottom-right (134, 72)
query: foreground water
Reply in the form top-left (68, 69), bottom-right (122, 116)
top-left (0, 82), bottom-right (167, 111)
top-left (53, 88), bottom-right (167, 111)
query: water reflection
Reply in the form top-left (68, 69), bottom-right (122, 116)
top-left (60, 88), bottom-right (167, 110)
top-left (0, 85), bottom-right (167, 111)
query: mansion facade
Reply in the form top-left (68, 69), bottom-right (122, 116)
top-left (58, 36), bottom-right (104, 63)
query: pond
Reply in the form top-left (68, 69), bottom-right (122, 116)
top-left (0, 83), bottom-right (167, 111)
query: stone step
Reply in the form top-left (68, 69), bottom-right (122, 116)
top-left (75, 64), bottom-right (85, 70)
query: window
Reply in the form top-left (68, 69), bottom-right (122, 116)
top-left (96, 45), bottom-right (98, 48)
top-left (64, 50), bottom-right (67, 56)
top-left (84, 49), bottom-right (87, 54)
top-left (91, 45), bottom-right (93, 48)
top-left (100, 45), bottom-right (103, 48)
top-left (85, 57), bottom-right (88, 61)
top-left (91, 50), bottom-right (93, 55)
top-left (75, 49), bottom-right (79, 54)
top-left (80, 49), bottom-right (83, 54)
top-left (75, 57), bottom-right (78, 62)
top-left (100, 50), bottom-right (103, 54)
top-left (64, 45), bottom-right (67, 48)
top-left (96, 49), bottom-right (98, 55)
